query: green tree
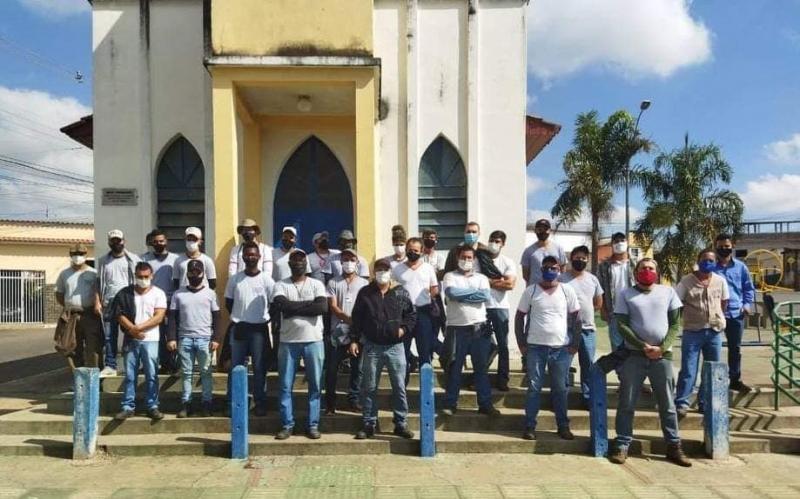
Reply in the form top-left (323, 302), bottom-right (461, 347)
top-left (551, 110), bottom-right (652, 270)
top-left (635, 134), bottom-right (744, 282)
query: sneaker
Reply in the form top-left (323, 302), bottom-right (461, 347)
top-left (99, 366), bottom-right (117, 378)
top-left (666, 442), bottom-right (692, 467)
top-left (147, 408), bottom-right (164, 421)
top-left (275, 428), bottom-right (292, 440)
top-left (557, 427), bottom-right (575, 440)
top-left (496, 380), bottom-right (510, 392)
top-left (177, 402), bottom-right (191, 419)
top-left (522, 428), bottom-right (536, 440)
top-left (254, 405), bottom-right (267, 417)
top-left (393, 425), bottom-right (414, 439)
top-left (478, 406), bottom-right (501, 417)
top-left (676, 406), bottom-right (689, 419)
top-left (441, 407), bottom-right (456, 417)
top-left (306, 427), bottom-right (321, 440)
top-left (114, 409), bottom-right (134, 421)
top-left (355, 426), bottom-right (375, 440)
top-left (608, 447), bottom-right (627, 464)
top-left (730, 381), bottom-right (752, 393)
top-left (201, 402), bottom-right (213, 417)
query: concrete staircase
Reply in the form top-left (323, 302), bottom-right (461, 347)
top-left (1, 369), bottom-right (799, 458)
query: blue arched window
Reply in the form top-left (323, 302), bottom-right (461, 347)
top-left (418, 137), bottom-right (467, 250)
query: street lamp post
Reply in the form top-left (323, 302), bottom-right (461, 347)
top-left (624, 100), bottom-right (651, 255)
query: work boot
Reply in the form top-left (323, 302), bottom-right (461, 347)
top-left (729, 380), bottom-right (752, 393)
top-left (114, 409), bottom-right (134, 421)
top-left (478, 406), bottom-right (501, 417)
top-left (522, 428), bottom-right (536, 440)
top-left (306, 427), bottom-right (321, 440)
top-left (557, 427), bottom-right (575, 440)
top-left (355, 426), bottom-right (375, 440)
top-left (666, 442), bottom-right (692, 467)
top-left (393, 425), bottom-right (414, 439)
top-left (176, 402), bottom-right (191, 419)
top-left (147, 408), bottom-right (164, 421)
top-left (275, 428), bottom-right (292, 440)
top-left (608, 446), bottom-right (627, 464)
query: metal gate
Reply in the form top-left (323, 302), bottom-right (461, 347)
top-left (0, 270), bottom-right (46, 324)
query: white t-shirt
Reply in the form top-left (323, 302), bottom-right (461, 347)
top-left (517, 283), bottom-right (580, 347)
top-left (272, 277), bottom-right (327, 342)
top-left (224, 271), bottom-right (275, 324)
top-left (487, 254), bottom-right (517, 309)
top-left (392, 262), bottom-right (438, 307)
top-left (174, 253), bottom-right (217, 289)
top-left (134, 286), bottom-right (168, 342)
top-left (271, 248), bottom-right (312, 281)
top-left (383, 255), bottom-right (407, 270)
top-left (422, 250), bottom-right (447, 274)
top-left (558, 272), bottom-right (603, 330)
top-left (227, 242), bottom-right (274, 277)
top-left (610, 261), bottom-right (631, 306)
top-left (308, 249), bottom-right (340, 282)
top-left (141, 251), bottom-right (179, 298)
top-left (442, 271), bottom-right (491, 327)
top-left (56, 266), bottom-right (97, 311)
top-left (521, 241), bottom-right (568, 285)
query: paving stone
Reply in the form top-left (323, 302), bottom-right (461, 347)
top-left (626, 485), bottom-right (678, 499)
top-left (755, 486), bottom-right (800, 498)
top-left (456, 485), bottom-right (503, 498)
top-left (0, 489), bottom-right (25, 499)
top-left (373, 486), bottom-right (416, 499)
top-left (20, 489), bottom-right (79, 499)
top-left (289, 465), bottom-right (372, 488)
top-left (414, 485), bottom-right (460, 498)
top-left (540, 485), bottom-right (591, 498)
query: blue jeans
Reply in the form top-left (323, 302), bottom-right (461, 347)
top-left (525, 345), bottom-right (572, 430)
top-left (414, 307), bottom-right (438, 366)
top-left (179, 337), bottom-right (213, 404)
top-left (360, 340), bottom-right (408, 428)
top-left (675, 328), bottom-right (722, 410)
top-left (607, 316), bottom-right (623, 378)
top-left (325, 340), bottom-right (361, 409)
top-left (102, 315), bottom-right (119, 369)
top-left (120, 340), bottom-right (159, 411)
top-left (278, 341), bottom-right (325, 431)
top-left (228, 323), bottom-right (268, 406)
top-left (724, 315), bottom-right (745, 383)
top-left (577, 330), bottom-right (596, 401)
top-left (615, 355), bottom-right (680, 450)
top-left (443, 325), bottom-right (493, 410)
top-left (487, 308), bottom-right (510, 382)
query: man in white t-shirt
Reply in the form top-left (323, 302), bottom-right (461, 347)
top-left (272, 249), bottom-right (328, 440)
top-left (227, 218), bottom-right (274, 278)
top-left (112, 262), bottom-right (167, 421)
top-left (392, 237), bottom-right (440, 384)
top-left (141, 229), bottom-right (180, 374)
top-left (557, 245), bottom-right (604, 407)
top-left (484, 230), bottom-right (517, 391)
top-left (224, 242), bottom-right (275, 417)
top-left (173, 227), bottom-right (218, 290)
top-left (515, 255), bottom-right (581, 441)
top-left (441, 246), bottom-right (498, 416)
top-left (308, 231), bottom-right (340, 284)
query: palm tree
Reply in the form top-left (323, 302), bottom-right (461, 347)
top-left (635, 134), bottom-right (744, 282)
top-left (551, 110), bottom-right (652, 270)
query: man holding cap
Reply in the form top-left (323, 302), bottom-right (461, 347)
top-left (173, 227), bottom-right (217, 290)
top-left (55, 243), bottom-right (102, 368)
top-left (331, 229), bottom-right (370, 279)
top-left (308, 231), bottom-right (340, 284)
top-left (96, 229), bottom-right (140, 377)
top-left (227, 219), bottom-right (273, 277)
top-left (520, 219), bottom-right (567, 286)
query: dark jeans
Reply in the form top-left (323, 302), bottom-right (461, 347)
top-left (486, 308), bottom-right (510, 382)
top-left (102, 314), bottom-right (119, 369)
top-left (724, 315), bottom-right (745, 383)
top-left (227, 323), bottom-right (269, 407)
top-left (443, 325), bottom-right (493, 410)
top-left (158, 321), bottom-right (178, 372)
top-left (325, 340), bottom-right (361, 409)
top-left (361, 340), bottom-right (408, 428)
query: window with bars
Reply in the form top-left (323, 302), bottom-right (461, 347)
top-left (418, 136), bottom-right (467, 250)
top-left (156, 137), bottom-right (206, 252)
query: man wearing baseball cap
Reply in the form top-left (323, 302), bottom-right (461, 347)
top-left (330, 229), bottom-right (370, 279)
top-left (173, 227), bottom-right (217, 291)
top-left (520, 219), bottom-right (567, 286)
top-left (95, 229), bottom-right (140, 377)
top-left (272, 226), bottom-right (311, 282)
top-left (308, 231), bottom-right (339, 285)
top-left (227, 219), bottom-right (274, 277)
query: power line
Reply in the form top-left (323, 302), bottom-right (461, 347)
top-left (0, 155), bottom-right (93, 184)
top-left (0, 34), bottom-right (85, 84)
top-left (0, 172), bottom-right (93, 195)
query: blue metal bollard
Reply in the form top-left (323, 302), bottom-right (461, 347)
top-left (589, 364), bottom-right (608, 457)
top-left (230, 365), bottom-right (249, 459)
top-left (420, 362), bottom-right (436, 457)
top-left (702, 361), bottom-right (729, 459)
top-left (73, 367), bottom-right (100, 460)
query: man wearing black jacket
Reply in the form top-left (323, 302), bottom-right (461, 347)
top-left (271, 249), bottom-right (328, 440)
top-left (349, 259), bottom-right (417, 440)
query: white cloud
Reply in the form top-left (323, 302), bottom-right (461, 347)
top-left (528, 0), bottom-right (712, 81)
top-left (17, 0), bottom-right (89, 18)
top-left (740, 174), bottom-right (800, 217)
top-left (764, 133), bottom-right (800, 166)
top-left (0, 86), bottom-right (93, 221)
top-left (526, 175), bottom-right (550, 195)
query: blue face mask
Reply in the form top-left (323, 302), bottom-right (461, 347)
top-left (698, 260), bottom-right (716, 273)
top-left (542, 269), bottom-right (559, 282)
top-left (464, 233), bottom-right (479, 245)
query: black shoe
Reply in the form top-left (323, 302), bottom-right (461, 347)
top-left (254, 405), bottom-right (267, 417)
top-left (666, 442), bottom-right (692, 467)
top-left (730, 380), bottom-right (752, 393)
top-left (147, 408), bottom-right (164, 421)
top-left (355, 426), bottom-right (375, 440)
top-left (496, 380), bottom-right (510, 392)
top-left (275, 428), bottom-right (292, 440)
top-left (676, 406), bottom-right (689, 419)
top-left (478, 406), bottom-right (501, 417)
top-left (393, 425), bottom-right (414, 439)
top-left (557, 427), bottom-right (575, 440)
top-left (177, 402), bottom-right (191, 419)
top-left (306, 427), bottom-right (321, 440)
top-left (522, 429), bottom-right (536, 440)
top-left (201, 402), bottom-right (213, 417)
top-left (114, 409), bottom-right (134, 421)
top-left (608, 447), bottom-right (627, 464)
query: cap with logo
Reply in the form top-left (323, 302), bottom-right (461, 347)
top-left (69, 243), bottom-right (88, 254)
top-left (185, 227), bottom-right (203, 239)
top-left (281, 226), bottom-right (297, 236)
top-left (107, 229), bottom-right (124, 240)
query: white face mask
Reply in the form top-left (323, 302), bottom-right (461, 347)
top-left (458, 259), bottom-right (474, 272)
top-left (488, 242), bottom-right (502, 254)
top-left (612, 242), bottom-right (628, 255)
top-left (186, 241), bottom-right (200, 253)
top-left (393, 245), bottom-right (405, 256)
top-left (375, 271), bottom-right (391, 285)
top-left (342, 261), bottom-right (357, 274)
top-left (70, 255), bottom-right (86, 266)
top-left (135, 277), bottom-right (151, 289)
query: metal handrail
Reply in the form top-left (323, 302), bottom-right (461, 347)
top-left (771, 301), bottom-right (800, 409)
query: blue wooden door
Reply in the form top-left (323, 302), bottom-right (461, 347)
top-left (273, 137), bottom-right (354, 251)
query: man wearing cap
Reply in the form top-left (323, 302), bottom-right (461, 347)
top-left (308, 231), bottom-right (340, 284)
top-left (272, 249), bottom-right (328, 440)
top-left (141, 229), bottom-right (180, 374)
top-left (331, 229), bottom-right (371, 279)
top-left (55, 243), bottom-right (102, 368)
top-left (96, 229), bottom-right (140, 377)
top-left (173, 227), bottom-right (217, 291)
top-left (383, 225), bottom-right (408, 269)
top-left (520, 219), bottom-right (567, 286)
top-left (324, 248), bottom-right (369, 414)
top-left (227, 219), bottom-right (273, 277)
top-left (272, 227), bottom-right (309, 281)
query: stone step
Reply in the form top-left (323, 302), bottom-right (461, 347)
top-left (0, 428), bottom-right (792, 458)
top-left (3, 406), bottom-right (800, 436)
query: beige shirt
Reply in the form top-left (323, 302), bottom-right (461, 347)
top-left (675, 273), bottom-right (729, 332)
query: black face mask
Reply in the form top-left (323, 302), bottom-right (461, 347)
top-left (152, 243), bottom-right (167, 254)
top-left (535, 232), bottom-right (548, 242)
top-left (318, 240), bottom-right (330, 251)
top-left (188, 275), bottom-right (204, 287)
top-left (406, 252), bottom-right (421, 262)
top-left (282, 239), bottom-right (294, 250)
top-left (423, 239), bottom-right (436, 249)
top-left (571, 260), bottom-right (587, 272)
top-left (716, 247), bottom-right (733, 258)
top-left (242, 231), bottom-right (256, 242)
top-left (289, 261), bottom-right (306, 276)
top-left (109, 242), bottom-right (124, 254)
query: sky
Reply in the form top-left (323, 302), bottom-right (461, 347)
top-left (0, 0), bottom-right (799, 227)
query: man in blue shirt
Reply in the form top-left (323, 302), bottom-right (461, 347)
top-left (713, 234), bottom-right (756, 393)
